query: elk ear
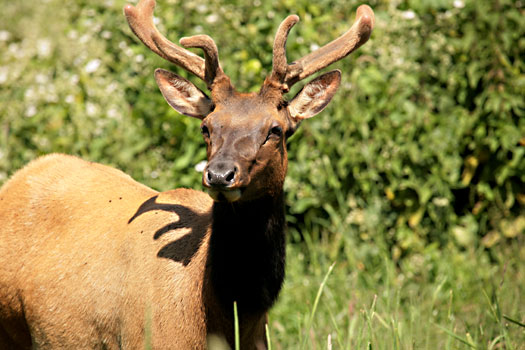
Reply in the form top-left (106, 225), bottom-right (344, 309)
top-left (288, 70), bottom-right (341, 121)
top-left (154, 68), bottom-right (213, 119)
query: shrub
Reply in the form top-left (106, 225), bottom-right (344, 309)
top-left (0, 0), bottom-right (523, 258)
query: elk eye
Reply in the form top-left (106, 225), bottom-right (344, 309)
top-left (264, 124), bottom-right (283, 145)
top-left (269, 125), bottom-right (282, 138)
top-left (201, 125), bottom-right (210, 138)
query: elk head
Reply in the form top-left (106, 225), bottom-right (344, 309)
top-left (124, 0), bottom-right (374, 202)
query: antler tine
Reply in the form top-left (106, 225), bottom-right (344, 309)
top-left (285, 5), bottom-right (375, 88)
top-left (180, 35), bottom-right (229, 90)
top-left (268, 15), bottom-right (300, 92)
top-left (124, 0), bottom-right (205, 81)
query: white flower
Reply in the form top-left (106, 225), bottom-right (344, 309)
top-left (86, 102), bottom-right (98, 116)
top-left (37, 39), bottom-right (52, 58)
top-left (197, 4), bottom-right (208, 13)
top-left (401, 10), bottom-right (416, 20)
top-left (84, 59), bottom-right (101, 73)
top-left (194, 160), bottom-right (207, 173)
top-left (453, 0), bottom-right (465, 8)
top-left (35, 73), bottom-right (48, 84)
top-left (0, 30), bottom-right (11, 42)
top-left (0, 67), bottom-right (8, 84)
top-left (25, 105), bottom-right (37, 118)
top-left (65, 95), bottom-right (75, 104)
top-left (206, 14), bottom-right (219, 24)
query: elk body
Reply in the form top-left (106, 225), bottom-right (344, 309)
top-left (0, 1), bottom-right (374, 349)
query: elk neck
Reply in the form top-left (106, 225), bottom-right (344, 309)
top-left (206, 190), bottom-right (286, 316)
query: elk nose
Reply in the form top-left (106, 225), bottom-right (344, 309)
top-left (204, 161), bottom-right (238, 188)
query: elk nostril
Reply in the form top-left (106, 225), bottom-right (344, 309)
top-left (207, 170), bottom-right (213, 182)
top-left (225, 170), bottom-right (235, 183)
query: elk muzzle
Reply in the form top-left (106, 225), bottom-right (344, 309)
top-left (203, 160), bottom-right (242, 202)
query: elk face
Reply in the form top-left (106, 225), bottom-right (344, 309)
top-left (154, 70), bottom-right (341, 202)
top-left (200, 94), bottom-right (291, 202)
top-left (125, 0), bottom-right (373, 202)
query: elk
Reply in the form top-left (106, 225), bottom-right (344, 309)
top-left (0, 0), bottom-right (374, 348)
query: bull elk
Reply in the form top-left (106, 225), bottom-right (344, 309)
top-left (0, 0), bottom-right (374, 348)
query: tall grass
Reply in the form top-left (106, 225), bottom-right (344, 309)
top-left (268, 235), bottom-right (524, 349)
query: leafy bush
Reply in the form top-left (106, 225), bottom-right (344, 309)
top-left (0, 0), bottom-right (523, 259)
top-left (284, 0), bottom-right (525, 256)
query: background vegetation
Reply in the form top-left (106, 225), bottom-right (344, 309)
top-left (0, 0), bottom-right (523, 348)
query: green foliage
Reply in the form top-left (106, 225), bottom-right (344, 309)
top-left (1, 0), bottom-right (522, 255)
top-left (283, 0), bottom-right (525, 256)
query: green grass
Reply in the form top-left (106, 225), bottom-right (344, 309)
top-left (234, 301), bottom-right (240, 350)
top-left (267, 236), bottom-right (524, 349)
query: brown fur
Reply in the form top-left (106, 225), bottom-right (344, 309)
top-left (0, 154), bottom-right (214, 349)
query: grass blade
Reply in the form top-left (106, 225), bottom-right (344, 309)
top-left (503, 315), bottom-right (525, 328)
top-left (265, 323), bottom-right (272, 350)
top-left (301, 262), bottom-right (336, 349)
top-left (434, 323), bottom-right (477, 349)
top-left (234, 301), bottom-right (240, 350)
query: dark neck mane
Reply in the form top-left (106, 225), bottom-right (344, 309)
top-left (208, 192), bottom-right (286, 316)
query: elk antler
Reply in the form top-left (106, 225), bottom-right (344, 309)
top-left (124, 0), bottom-right (230, 91)
top-left (179, 35), bottom-right (231, 92)
top-left (267, 15), bottom-right (300, 92)
top-left (267, 5), bottom-right (375, 91)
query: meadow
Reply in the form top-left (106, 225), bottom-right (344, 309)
top-left (0, 0), bottom-right (523, 348)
